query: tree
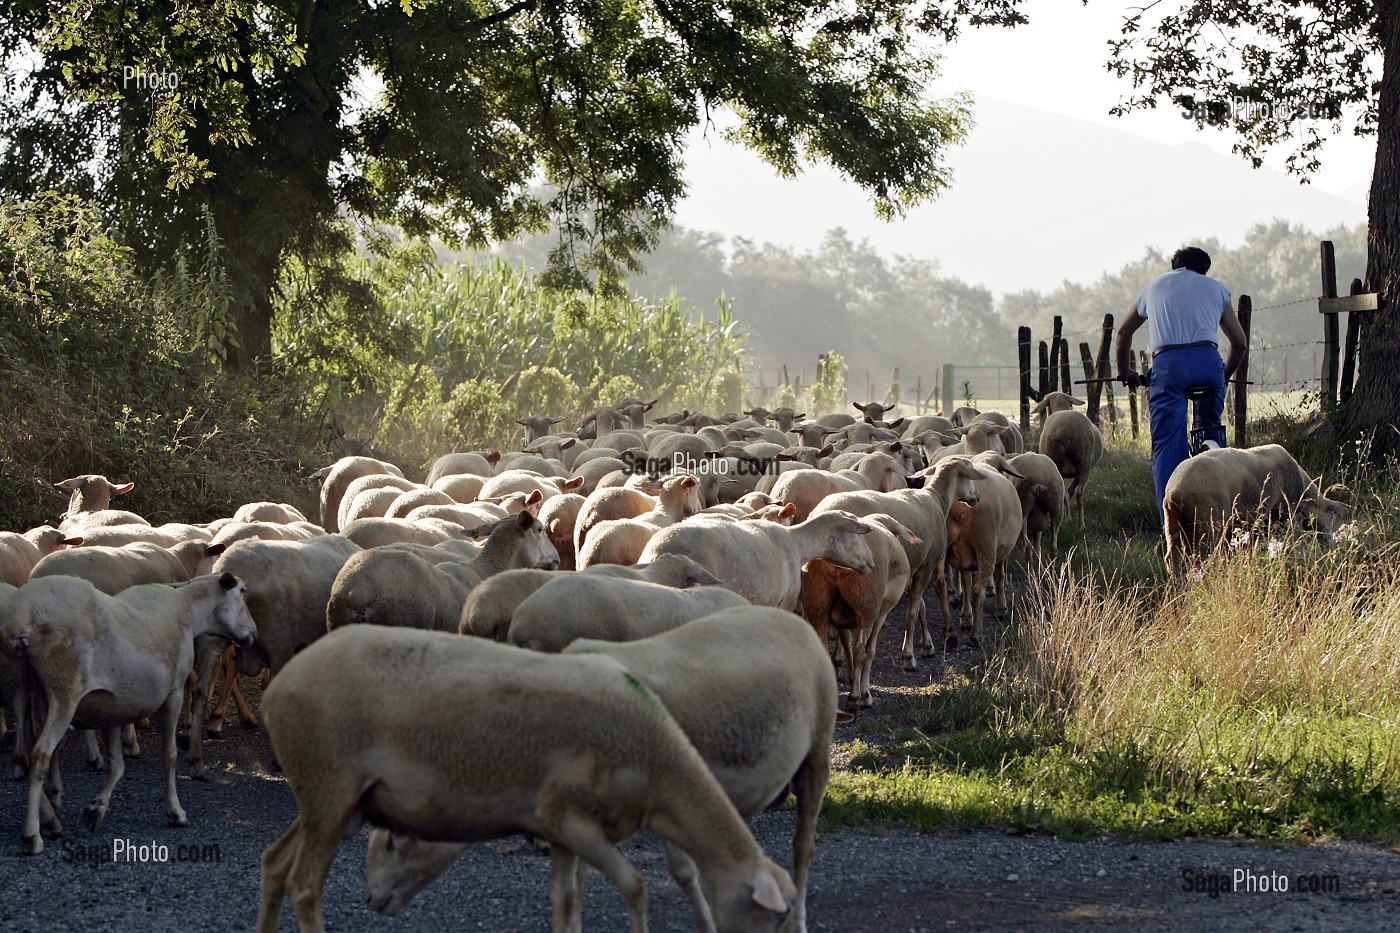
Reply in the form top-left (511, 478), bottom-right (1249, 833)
top-left (0, 0), bottom-right (1031, 368)
top-left (1104, 0), bottom-right (1398, 456)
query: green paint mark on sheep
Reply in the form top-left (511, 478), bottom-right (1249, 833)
top-left (622, 671), bottom-right (657, 702)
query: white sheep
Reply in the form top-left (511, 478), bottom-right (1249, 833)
top-left (3, 571), bottom-right (256, 854)
top-left (1007, 452), bottom-right (1067, 565)
top-left (507, 573), bottom-right (749, 652)
top-left (29, 540), bottom-right (211, 593)
top-left (430, 472), bottom-right (487, 502)
top-left (230, 501), bottom-right (309, 524)
top-left (312, 456), bottom-right (405, 532)
top-left (459, 553), bottom-right (722, 641)
top-left (767, 451), bottom-right (909, 522)
top-left (575, 475), bottom-right (704, 567)
top-left (339, 516), bottom-right (468, 549)
top-left (536, 492), bottom-right (586, 570)
top-left (425, 451), bottom-right (499, 484)
top-left (326, 512), bottom-right (558, 632)
top-left (369, 606), bottom-right (833, 933)
top-left (54, 474), bottom-right (145, 531)
top-left (639, 509), bottom-right (876, 611)
top-left (1162, 444), bottom-right (1354, 578)
top-left (945, 454), bottom-right (1028, 646)
top-left (809, 457), bottom-right (984, 669)
top-left (1037, 407), bottom-right (1103, 524)
top-left (0, 528), bottom-right (81, 586)
top-left (256, 625), bottom-right (795, 933)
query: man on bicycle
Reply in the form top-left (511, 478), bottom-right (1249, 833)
top-left (1114, 246), bottom-right (1249, 523)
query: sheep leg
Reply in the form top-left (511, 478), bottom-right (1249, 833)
top-left (932, 560), bottom-right (956, 651)
top-left (284, 817), bottom-right (344, 933)
top-left (123, 722), bottom-right (141, 758)
top-left (994, 558), bottom-right (1009, 611)
top-left (858, 611), bottom-right (890, 708)
top-left (970, 562), bottom-right (992, 647)
top-left (23, 691), bottom-right (78, 855)
top-left (959, 570), bottom-right (975, 623)
top-left (82, 728), bottom-right (104, 771)
top-left (549, 844), bottom-right (590, 933)
top-left (208, 646), bottom-right (236, 737)
top-left (185, 634), bottom-right (227, 779)
top-left (552, 814), bottom-right (648, 933)
top-left (83, 725), bottom-right (126, 832)
top-left (790, 753), bottom-right (829, 933)
top-left (256, 819), bottom-right (302, 933)
top-left (663, 842), bottom-right (716, 933)
top-left (228, 669), bottom-right (258, 727)
top-left (158, 689), bottom-right (188, 827)
top-left (900, 562), bottom-right (933, 670)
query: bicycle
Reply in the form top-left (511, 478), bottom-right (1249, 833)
top-left (1131, 367), bottom-right (1220, 457)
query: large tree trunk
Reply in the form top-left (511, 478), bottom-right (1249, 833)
top-left (1346, 0), bottom-right (1400, 457)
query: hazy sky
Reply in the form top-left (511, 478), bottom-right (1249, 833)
top-left (671, 2), bottom-right (1374, 293)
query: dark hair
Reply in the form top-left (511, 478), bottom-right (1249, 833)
top-left (1171, 247), bottom-right (1211, 275)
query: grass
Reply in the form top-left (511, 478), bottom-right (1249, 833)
top-left (823, 428), bottom-right (1400, 843)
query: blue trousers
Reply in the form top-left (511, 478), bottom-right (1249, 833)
top-left (1149, 345), bottom-right (1227, 523)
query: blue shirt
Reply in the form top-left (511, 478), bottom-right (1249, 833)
top-left (1133, 268), bottom-right (1232, 351)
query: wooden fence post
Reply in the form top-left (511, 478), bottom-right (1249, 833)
top-left (1079, 342), bottom-right (1099, 425)
top-left (1340, 278), bottom-right (1364, 405)
top-left (1320, 241), bottom-right (1340, 413)
top-left (1051, 316), bottom-right (1064, 392)
top-left (1139, 350), bottom-right (1151, 428)
top-left (1059, 337), bottom-right (1072, 399)
top-left (1233, 295), bottom-right (1252, 447)
top-left (1095, 314), bottom-right (1114, 425)
top-left (1018, 326), bottom-right (1033, 433)
top-left (1126, 350), bottom-right (1140, 439)
top-left (941, 363), bottom-right (955, 418)
top-left (1038, 340), bottom-right (1050, 401)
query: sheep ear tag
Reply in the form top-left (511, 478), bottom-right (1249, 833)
top-left (749, 870), bottom-right (789, 913)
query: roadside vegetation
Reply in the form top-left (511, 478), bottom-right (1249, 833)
top-left (825, 428), bottom-right (1400, 843)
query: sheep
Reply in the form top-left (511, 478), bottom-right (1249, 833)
top-left (460, 553), bottom-right (722, 641)
top-left (800, 515), bottom-right (917, 708)
top-left (491, 454), bottom-right (569, 479)
top-left (522, 435), bottom-right (580, 467)
top-left (337, 474), bottom-right (418, 530)
top-left (948, 406), bottom-right (980, 428)
top-left (901, 414), bottom-right (955, 438)
top-left (853, 401), bottom-right (897, 423)
top-left (183, 535), bottom-right (363, 777)
top-left (809, 456), bottom-right (984, 669)
top-left (231, 502), bottom-right (308, 524)
top-left (1037, 408), bottom-right (1104, 524)
top-left (404, 501), bottom-right (509, 532)
top-left (537, 492), bottom-right (586, 570)
top-left (574, 486), bottom-right (657, 552)
top-left (788, 422), bottom-right (844, 449)
top-left (970, 411), bottom-right (1026, 455)
top-left (206, 521), bottom-right (319, 553)
top-left (370, 606), bottom-right (830, 933)
top-left (326, 512), bottom-right (558, 632)
top-left (54, 474), bottom-right (145, 531)
top-left (3, 571), bottom-right (256, 854)
top-left (767, 452), bottom-right (910, 523)
top-left (424, 451), bottom-right (498, 485)
top-left (59, 524), bottom-right (192, 548)
top-left (1162, 444), bottom-right (1354, 578)
top-left (944, 454), bottom-right (1028, 646)
top-left (256, 624), bottom-right (795, 933)
top-left (764, 406), bottom-right (806, 432)
top-left (0, 528), bottom-right (81, 586)
top-left (835, 421), bottom-right (903, 447)
top-left (313, 456), bottom-right (405, 532)
top-left (516, 414), bottom-right (565, 444)
top-left (478, 469), bottom-right (580, 501)
top-left (639, 509), bottom-right (877, 611)
top-left (930, 420), bottom-right (1009, 462)
top-left (29, 540), bottom-right (211, 593)
top-left (593, 428), bottom-right (647, 453)
top-left (1007, 452), bottom-right (1067, 565)
top-left (506, 575), bottom-right (749, 652)
top-left (339, 517), bottom-right (466, 549)
top-left (576, 475), bottom-right (704, 568)
top-left (1032, 391), bottom-right (1085, 419)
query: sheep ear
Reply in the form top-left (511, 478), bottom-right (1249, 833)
top-left (486, 452), bottom-right (502, 464)
top-left (887, 418), bottom-right (905, 430)
top-left (644, 399), bottom-right (657, 410)
top-left (563, 476), bottom-right (585, 490)
top-left (988, 424), bottom-right (1008, 434)
top-left (835, 710), bottom-right (855, 725)
top-left (204, 542), bottom-right (227, 558)
top-left (793, 412), bottom-right (805, 419)
top-left (548, 417), bottom-right (564, 424)
top-left (749, 870), bottom-right (790, 914)
top-left (525, 489), bottom-right (544, 506)
top-left (61, 535), bottom-right (85, 546)
top-left (112, 481), bottom-right (134, 494)
top-left (1070, 396), bottom-right (1086, 406)
top-left (55, 477), bottom-right (80, 491)
top-left (515, 419), bottom-right (529, 427)
top-left (779, 503), bottom-right (797, 519)
top-left (851, 402), bottom-right (864, 412)
top-left (817, 443), bottom-right (835, 456)
top-left (515, 510), bottom-right (535, 530)
top-left (845, 517), bottom-right (872, 534)
top-left (218, 571), bottom-right (239, 591)
top-left (776, 454), bottom-right (793, 462)
top-left (309, 466), bottom-right (332, 483)
top-left (560, 438), bottom-right (577, 450)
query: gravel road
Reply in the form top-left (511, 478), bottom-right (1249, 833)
top-left (2, 706), bottom-right (1398, 932)
top-left (3, 589), bottom-right (1398, 932)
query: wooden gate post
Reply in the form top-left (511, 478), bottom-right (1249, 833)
top-left (1079, 342), bottom-right (1099, 425)
top-left (1233, 295), bottom-right (1252, 447)
top-left (1038, 340), bottom-right (1050, 401)
top-left (1018, 327), bottom-right (1033, 432)
top-left (941, 363), bottom-right (955, 418)
top-left (1050, 316), bottom-right (1064, 392)
top-left (1320, 241), bottom-right (1340, 412)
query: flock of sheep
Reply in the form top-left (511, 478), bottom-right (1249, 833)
top-left (0, 392), bottom-right (1352, 932)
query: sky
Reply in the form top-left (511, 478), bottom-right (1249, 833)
top-left (670, 1), bottom-right (1375, 294)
